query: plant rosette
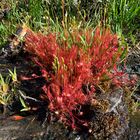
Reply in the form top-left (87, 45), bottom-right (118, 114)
top-left (22, 26), bottom-right (136, 138)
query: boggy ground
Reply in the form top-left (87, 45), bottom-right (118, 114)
top-left (0, 44), bottom-right (140, 140)
top-left (0, 111), bottom-right (139, 140)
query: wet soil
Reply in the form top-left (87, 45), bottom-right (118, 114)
top-left (0, 48), bottom-right (139, 140)
top-left (0, 111), bottom-right (139, 140)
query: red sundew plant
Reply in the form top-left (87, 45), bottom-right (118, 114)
top-left (24, 27), bottom-right (129, 129)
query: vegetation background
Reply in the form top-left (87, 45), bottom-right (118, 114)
top-left (0, 0), bottom-right (140, 48)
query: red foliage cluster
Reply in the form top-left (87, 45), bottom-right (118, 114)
top-left (24, 27), bottom-right (126, 129)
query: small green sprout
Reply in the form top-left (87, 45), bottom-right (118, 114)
top-left (18, 90), bottom-right (42, 112)
top-left (0, 68), bottom-right (18, 114)
top-left (8, 67), bottom-right (18, 83)
top-left (19, 90), bottom-right (31, 112)
top-left (19, 96), bottom-right (31, 112)
top-left (0, 74), bottom-right (11, 106)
